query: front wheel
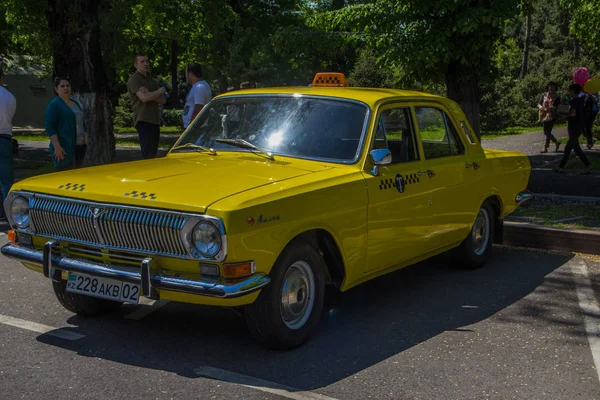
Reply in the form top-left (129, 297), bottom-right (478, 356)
top-left (451, 202), bottom-right (495, 269)
top-left (52, 280), bottom-right (122, 316)
top-left (244, 240), bottom-right (325, 350)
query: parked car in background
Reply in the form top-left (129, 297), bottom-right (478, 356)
top-left (2, 73), bottom-right (531, 349)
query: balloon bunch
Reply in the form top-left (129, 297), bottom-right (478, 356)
top-left (573, 67), bottom-right (600, 94)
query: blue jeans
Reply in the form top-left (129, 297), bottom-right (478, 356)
top-left (0, 136), bottom-right (14, 201)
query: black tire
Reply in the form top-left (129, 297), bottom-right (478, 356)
top-left (451, 202), bottom-right (496, 269)
top-left (244, 239), bottom-right (325, 350)
top-left (52, 280), bottom-right (122, 316)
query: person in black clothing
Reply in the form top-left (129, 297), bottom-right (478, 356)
top-left (554, 83), bottom-right (592, 174)
top-left (538, 82), bottom-right (561, 153)
top-left (583, 92), bottom-right (598, 149)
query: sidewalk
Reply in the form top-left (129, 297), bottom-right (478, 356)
top-left (482, 127), bottom-right (600, 197)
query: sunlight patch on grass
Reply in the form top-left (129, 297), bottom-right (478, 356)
top-left (509, 198), bottom-right (600, 230)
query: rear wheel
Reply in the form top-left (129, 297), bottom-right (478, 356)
top-left (452, 202), bottom-right (495, 269)
top-left (245, 240), bottom-right (325, 350)
top-left (52, 280), bottom-right (122, 316)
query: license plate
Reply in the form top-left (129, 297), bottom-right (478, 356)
top-left (66, 273), bottom-right (140, 304)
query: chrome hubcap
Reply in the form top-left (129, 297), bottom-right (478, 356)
top-left (280, 260), bottom-right (315, 330)
top-left (472, 208), bottom-right (490, 256)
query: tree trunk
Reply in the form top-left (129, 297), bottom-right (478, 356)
top-left (170, 39), bottom-right (179, 107)
top-left (47, 0), bottom-right (115, 165)
top-left (520, 0), bottom-right (533, 79)
top-left (445, 61), bottom-right (481, 139)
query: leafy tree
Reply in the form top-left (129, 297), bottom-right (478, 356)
top-left (308, 0), bottom-right (522, 137)
top-left (565, 0), bottom-right (600, 63)
top-left (47, 0), bottom-right (115, 164)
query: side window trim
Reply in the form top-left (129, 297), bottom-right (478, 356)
top-left (442, 112), bottom-right (465, 154)
top-left (369, 104), bottom-right (421, 165)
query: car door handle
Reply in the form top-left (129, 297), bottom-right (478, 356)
top-left (418, 169), bottom-right (435, 178)
top-left (466, 162), bottom-right (480, 170)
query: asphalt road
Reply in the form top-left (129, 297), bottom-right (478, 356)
top-left (1, 233), bottom-right (599, 400)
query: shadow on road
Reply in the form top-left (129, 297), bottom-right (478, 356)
top-left (35, 247), bottom-right (576, 391)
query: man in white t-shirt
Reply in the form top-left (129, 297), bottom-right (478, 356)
top-left (0, 67), bottom-right (16, 209)
top-left (182, 63), bottom-right (212, 128)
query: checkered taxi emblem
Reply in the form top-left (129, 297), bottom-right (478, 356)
top-left (58, 183), bottom-right (86, 191)
top-left (315, 76), bottom-right (342, 85)
top-left (124, 191), bottom-right (157, 200)
top-left (379, 174), bottom-right (420, 191)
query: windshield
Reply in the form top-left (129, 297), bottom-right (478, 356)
top-left (174, 95), bottom-right (369, 162)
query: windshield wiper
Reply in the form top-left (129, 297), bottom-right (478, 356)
top-left (215, 138), bottom-right (274, 160)
top-left (171, 143), bottom-right (217, 155)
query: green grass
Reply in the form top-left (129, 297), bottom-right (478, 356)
top-left (481, 123), bottom-right (567, 140)
top-left (114, 126), bottom-right (182, 134)
top-left (509, 198), bottom-right (600, 230)
top-left (13, 135), bottom-right (48, 142)
top-left (117, 140), bottom-right (172, 149)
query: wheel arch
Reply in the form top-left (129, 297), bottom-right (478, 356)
top-left (287, 229), bottom-right (346, 289)
top-left (483, 194), bottom-right (504, 244)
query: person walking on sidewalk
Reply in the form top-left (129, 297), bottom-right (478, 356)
top-left (127, 53), bottom-right (166, 159)
top-left (554, 83), bottom-right (592, 174)
top-left (0, 67), bottom-right (16, 208)
top-left (538, 82), bottom-right (561, 153)
top-left (44, 77), bottom-right (88, 171)
top-left (583, 91), bottom-right (598, 149)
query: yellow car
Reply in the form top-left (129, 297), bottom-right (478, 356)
top-left (2, 73), bottom-right (531, 349)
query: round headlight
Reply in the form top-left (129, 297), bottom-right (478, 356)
top-left (11, 196), bottom-right (30, 229)
top-left (192, 221), bottom-right (222, 258)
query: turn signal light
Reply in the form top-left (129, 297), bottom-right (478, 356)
top-left (7, 229), bottom-right (16, 243)
top-left (223, 262), bottom-right (255, 278)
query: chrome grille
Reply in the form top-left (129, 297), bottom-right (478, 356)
top-left (30, 195), bottom-right (190, 257)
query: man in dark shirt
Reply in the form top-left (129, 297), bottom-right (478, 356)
top-left (555, 83), bottom-right (592, 174)
top-left (127, 53), bottom-right (166, 159)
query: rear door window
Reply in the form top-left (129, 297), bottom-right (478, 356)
top-left (414, 107), bottom-right (464, 159)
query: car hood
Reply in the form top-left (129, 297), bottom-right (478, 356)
top-left (14, 153), bottom-right (333, 213)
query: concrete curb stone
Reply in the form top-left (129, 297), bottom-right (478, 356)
top-left (503, 221), bottom-right (600, 255)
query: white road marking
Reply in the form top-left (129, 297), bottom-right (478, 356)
top-left (0, 314), bottom-right (85, 340)
top-left (125, 300), bottom-right (169, 320)
top-left (572, 259), bottom-right (600, 383)
top-left (195, 366), bottom-right (339, 400)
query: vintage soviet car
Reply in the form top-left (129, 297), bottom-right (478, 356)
top-left (2, 73), bottom-right (531, 349)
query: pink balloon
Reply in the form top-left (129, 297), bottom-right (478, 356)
top-left (573, 67), bottom-right (590, 86)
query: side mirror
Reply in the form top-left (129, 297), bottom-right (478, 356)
top-left (369, 149), bottom-right (392, 176)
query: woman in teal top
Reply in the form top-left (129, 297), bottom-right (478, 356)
top-left (44, 77), bottom-right (88, 170)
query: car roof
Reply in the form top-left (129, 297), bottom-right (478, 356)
top-left (217, 86), bottom-right (446, 108)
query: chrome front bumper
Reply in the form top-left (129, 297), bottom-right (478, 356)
top-left (1, 241), bottom-right (270, 299)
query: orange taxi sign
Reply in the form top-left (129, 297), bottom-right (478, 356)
top-left (312, 72), bottom-right (348, 87)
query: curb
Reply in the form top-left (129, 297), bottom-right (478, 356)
top-left (503, 221), bottom-right (600, 255)
top-left (530, 192), bottom-right (600, 203)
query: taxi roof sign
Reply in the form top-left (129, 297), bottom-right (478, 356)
top-left (312, 72), bottom-right (348, 87)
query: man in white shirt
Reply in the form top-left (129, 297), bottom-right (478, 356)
top-left (0, 67), bottom-right (16, 208)
top-left (182, 63), bottom-right (212, 129)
